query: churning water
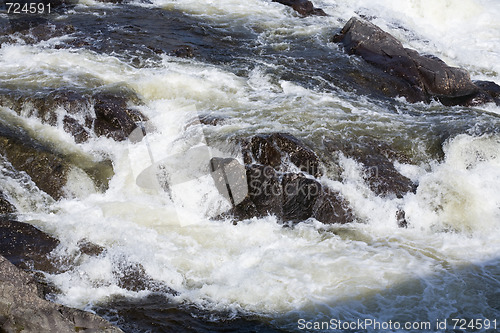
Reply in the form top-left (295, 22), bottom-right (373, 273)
top-left (1, 0), bottom-right (500, 332)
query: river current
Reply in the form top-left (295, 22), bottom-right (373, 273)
top-left (1, 0), bottom-right (500, 332)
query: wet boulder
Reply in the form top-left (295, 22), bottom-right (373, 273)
top-left (62, 115), bottom-right (90, 143)
top-left (0, 255), bottom-right (123, 333)
top-left (242, 132), bottom-right (322, 177)
top-left (333, 17), bottom-right (494, 106)
top-left (324, 136), bottom-right (416, 198)
top-left (222, 133), bottom-right (354, 224)
top-left (92, 91), bottom-right (146, 141)
top-left (272, 0), bottom-right (327, 17)
top-left (312, 188), bottom-right (354, 224)
top-left (228, 165), bottom-right (353, 224)
top-left (0, 87), bottom-right (147, 142)
top-left (231, 164), bottom-right (284, 220)
top-left (473, 80), bottom-right (500, 105)
top-left (0, 123), bottom-right (71, 200)
top-left (280, 173), bottom-right (353, 224)
top-left (0, 121), bottom-right (113, 199)
top-left (0, 88), bottom-right (88, 127)
top-left (281, 173), bottom-right (320, 221)
top-left (0, 218), bottom-right (59, 273)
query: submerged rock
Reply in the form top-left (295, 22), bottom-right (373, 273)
top-left (324, 136), bottom-right (416, 199)
top-left (113, 260), bottom-right (175, 294)
top-left (0, 254), bottom-right (123, 333)
top-left (0, 218), bottom-right (59, 273)
top-left (272, 0), bottom-right (327, 17)
top-left (396, 209), bottom-right (408, 228)
top-left (0, 124), bottom-right (71, 200)
top-left (1, 20), bottom-right (76, 46)
top-left (0, 87), bottom-right (147, 142)
top-left (170, 45), bottom-right (195, 58)
top-left (96, 0), bottom-right (123, 3)
top-left (77, 239), bottom-right (105, 257)
top-left (333, 17), bottom-right (497, 106)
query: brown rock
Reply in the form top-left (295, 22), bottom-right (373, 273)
top-left (0, 124), bottom-right (70, 200)
top-left (92, 91), bottom-right (146, 141)
top-left (0, 218), bottom-right (59, 273)
top-left (281, 173), bottom-right (321, 221)
top-left (171, 45), bottom-right (195, 58)
top-left (0, 192), bottom-right (15, 216)
top-left (272, 0), bottom-right (327, 17)
top-left (0, 87), bottom-right (146, 142)
top-left (333, 17), bottom-right (490, 106)
top-left (225, 133), bottom-right (355, 224)
top-left (312, 189), bottom-right (354, 224)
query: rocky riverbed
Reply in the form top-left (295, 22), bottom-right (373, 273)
top-left (1, 0), bottom-right (500, 332)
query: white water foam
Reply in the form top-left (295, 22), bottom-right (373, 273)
top-left (1, 0), bottom-right (499, 328)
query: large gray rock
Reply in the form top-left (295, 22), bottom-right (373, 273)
top-left (222, 133), bottom-right (354, 224)
top-left (272, 0), bottom-right (327, 17)
top-left (333, 17), bottom-right (499, 106)
top-left (0, 255), bottom-right (123, 333)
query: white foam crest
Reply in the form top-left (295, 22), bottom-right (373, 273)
top-left (41, 199), bottom-right (439, 314)
top-left (405, 134), bottom-right (500, 235)
top-left (0, 43), bottom-right (413, 137)
top-left (0, 155), bottom-right (55, 214)
top-left (0, 44), bottom-right (251, 110)
top-left (145, 0), bottom-right (285, 24)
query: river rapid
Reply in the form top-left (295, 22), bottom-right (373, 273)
top-left (1, 0), bottom-right (500, 332)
